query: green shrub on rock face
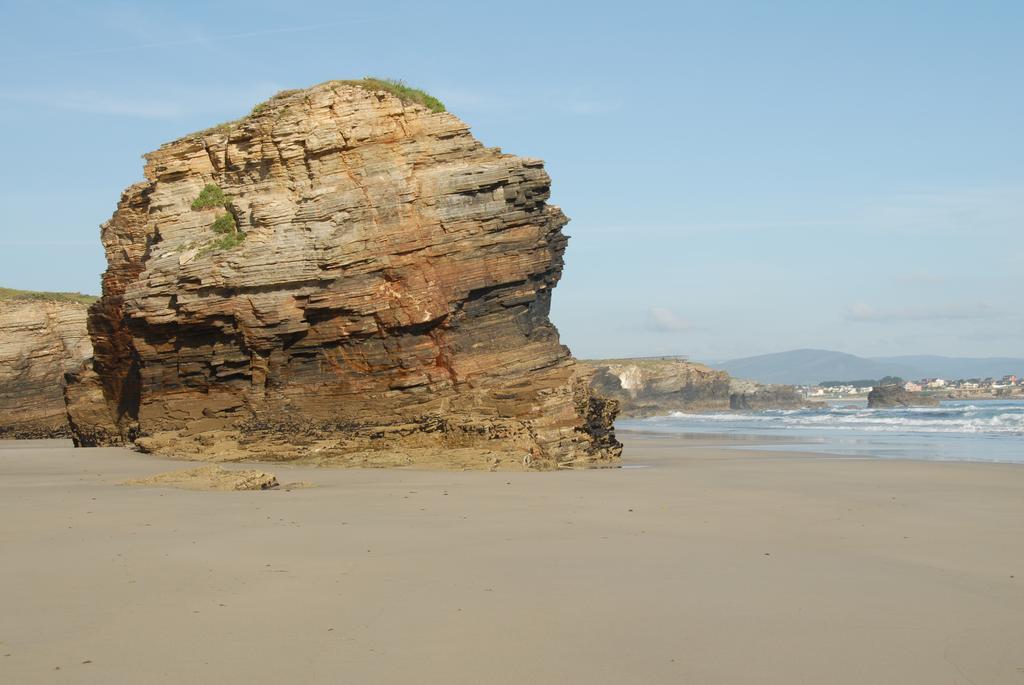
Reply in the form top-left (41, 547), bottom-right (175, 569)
top-left (191, 184), bottom-right (227, 210)
top-left (198, 230), bottom-right (246, 256)
top-left (213, 232), bottom-right (246, 250)
top-left (189, 183), bottom-right (246, 253)
top-left (208, 211), bottom-right (245, 252)
top-left (211, 213), bottom-right (236, 234)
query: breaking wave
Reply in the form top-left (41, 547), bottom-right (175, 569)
top-left (627, 400), bottom-right (1024, 462)
top-left (661, 403), bottom-right (1024, 434)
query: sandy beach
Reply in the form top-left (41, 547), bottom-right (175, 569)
top-left (1, 433), bottom-right (1022, 684)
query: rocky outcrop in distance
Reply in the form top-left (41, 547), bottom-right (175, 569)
top-left (867, 384), bottom-right (940, 408)
top-left (727, 378), bottom-right (817, 411)
top-left (0, 290), bottom-right (94, 438)
top-left (583, 357), bottom-right (817, 417)
top-left (65, 79), bottom-right (620, 470)
top-left (585, 358), bottom-right (731, 417)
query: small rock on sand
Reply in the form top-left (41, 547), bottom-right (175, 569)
top-left (122, 465), bottom-right (278, 491)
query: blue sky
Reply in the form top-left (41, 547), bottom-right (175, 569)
top-left (1, 0), bottom-right (1021, 360)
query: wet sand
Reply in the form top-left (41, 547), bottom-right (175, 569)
top-left (1, 434), bottom-right (1022, 684)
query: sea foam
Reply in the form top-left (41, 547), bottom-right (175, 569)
top-left (632, 400), bottom-right (1024, 462)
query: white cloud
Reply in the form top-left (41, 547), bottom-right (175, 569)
top-left (434, 87), bottom-right (618, 118)
top-left (1, 82), bottom-right (282, 120)
top-left (583, 185), bottom-right (1024, 239)
top-left (19, 16), bottom-right (403, 62)
top-left (433, 89), bottom-right (496, 109)
top-left (894, 270), bottom-right (946, 285)
top-left (556, 99), bottom-right (618, 115)
top-left (645, 307), bottom-right (694, 332)
top-left (853, 187), bottom-right (1024, 237)
top-left (2, 90), bottom-right (185, 119)
top-left (584, 220), bottom-right (853, 235)
top-left (846, 302), bottom-right (1001, 322)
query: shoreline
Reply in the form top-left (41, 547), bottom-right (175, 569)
top-left (619, 399), bottom-right (1024, 465)
top-left (619, 427), bottom-right (1024, 466)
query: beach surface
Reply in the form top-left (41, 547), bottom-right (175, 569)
top-left (1, 433), bottom-right (1022, 684)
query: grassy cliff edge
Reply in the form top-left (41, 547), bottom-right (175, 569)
top-left (0, 287), bottom-right (98, 305)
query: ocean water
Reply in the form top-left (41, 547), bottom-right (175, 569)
top-left (620, 400), bottom-right (1024, 463)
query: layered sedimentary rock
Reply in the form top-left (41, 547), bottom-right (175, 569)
top-left (584, 358), bottom-right (732, 417)
top-left (584, 357), bottom-right (819, 417)
top-left (867, 384), bottom-right (940, 408)
top-left (66, 81), bottom-right (620, 469)
top-left (727, 378), bottom-right (818, 411)
top-left (0, 293), bottom-right (94, 438)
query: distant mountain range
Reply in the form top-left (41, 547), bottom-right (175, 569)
top-left (713, 349), bottom-right (1024, 386)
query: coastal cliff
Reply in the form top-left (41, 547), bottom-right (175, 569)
top-left (585, 358), bottom-right (730, 417)
top-left (0, 289), bottom-right (94, 438)
top-left (583, 357), bottom-right (814, 417)
top-left (65, 79), bottom-right (620, 469)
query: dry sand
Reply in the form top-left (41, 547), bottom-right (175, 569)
top-left (1, 433), bottom-right (1022, 684)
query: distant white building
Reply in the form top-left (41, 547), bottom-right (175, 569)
top-left (927, 378), bottom-right (947, 389)
top-left (904, 381), bottom-right (923, 392)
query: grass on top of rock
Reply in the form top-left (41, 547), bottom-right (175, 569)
top-left (186, 78), bottom-right (444, 142)
top-left (339, 77), bottom-right (446, 113)
top-left (250, 89), bottom-right (301, 116)
top-left (0, 287), bottom-right (98, 304)
top-left (191, 184), bottom-right (227, 210)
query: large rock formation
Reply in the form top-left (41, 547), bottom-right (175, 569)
top-left (583, 358), bottom-right (732, 417)
top-left (583, 357), bottom-right (819, 417)
top-left (0, 290), bottom-right (94, 438)
top-left (727, 378), bottom-right (818, 411)
top-left (66, 80), bottom-right (620, 469)
top-left (867, 384), bottom-right (940, 408)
